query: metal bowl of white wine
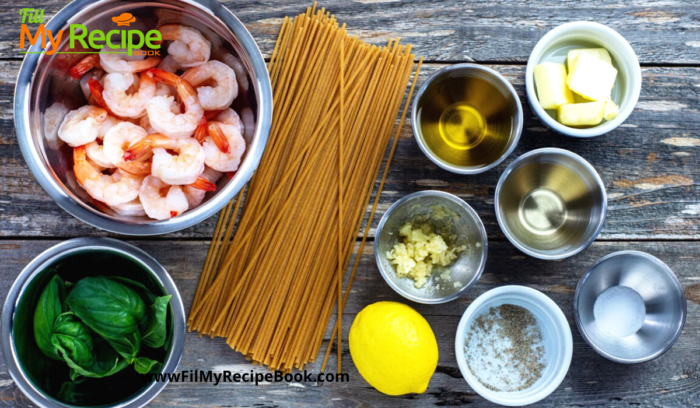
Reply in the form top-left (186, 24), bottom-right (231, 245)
top-left (412, 64), bottom-right (523, 175)
top-left (495, 148), bottom-right (607, 260)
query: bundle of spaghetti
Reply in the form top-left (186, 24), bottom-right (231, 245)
top-left (188, 4), bottom-right (421, 372)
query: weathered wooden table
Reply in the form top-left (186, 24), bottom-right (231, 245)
top-left (2, 1), bottom-right (700, 406)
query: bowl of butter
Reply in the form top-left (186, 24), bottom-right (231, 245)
top-left (525, 22), bottom-right (641, 137)
top-left (374, 191), bottom-right (488, 304)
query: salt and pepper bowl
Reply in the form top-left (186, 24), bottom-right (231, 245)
top-left (455, 286), bottom-right (573, 406)
top-left (574, 251), bottom-right (686, 363)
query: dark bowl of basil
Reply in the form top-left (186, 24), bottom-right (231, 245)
top-left (1, 237), bottom-right (186, 408)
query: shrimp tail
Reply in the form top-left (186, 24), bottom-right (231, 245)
top-left (207, 123), bottom-right (230, 154)
top-left (119, 160), bottom-right (152, 176)
top-left (123, 138), bottom-right (153, 162)
top-left (147, 68), bottom-right (198, 99)
top-left (68, 55), bottom-right (100, 80)
top-left (194, 115), bottom-right (208, 143)
top-left (204, 110), bottom-right (224, 120)
top-left (87, 78), bottom-right (127, 120)
top-left (73, 145), bottom-right (88, 186)
top-left (190, 176), bottom-right (217, 192)
top-left (136, 56), bottom-right (162, 72)
top-left (123, 134), bottom-right (168, 162)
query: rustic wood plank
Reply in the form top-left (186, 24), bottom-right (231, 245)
top-left (2, 0), bottom-right (700, 64)
top-left (1, 240), bottom-right (700, 407)
top-left (1, 62), bottom-right (698, 239)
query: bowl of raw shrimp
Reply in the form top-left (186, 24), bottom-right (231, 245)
top-left (15, 0), bottom-right (272, 235)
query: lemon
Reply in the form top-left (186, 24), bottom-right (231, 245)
top-left (349, 301), bottom-right (438, 395)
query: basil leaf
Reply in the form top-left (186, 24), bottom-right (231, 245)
top-left (107, 277), bottom-right (156, 306)
top-left (91, 335), bottom-right (129, 377)
top-left (105, 329), bottom-right (141, 363)
top-left (133, 357), bottom-right (161, 374)
top-left (66, 277), bottom-right (146, 339)
top-left (58, 334), bottom-right (128, 379)
top-left (51, 313), bottom-right (94, 370)
top-left (58, 380), bottom-right (87, 405)
top-left (142, 295), bottom-right (171, 348)
top-left (33, 275), bottom-right (67, 360)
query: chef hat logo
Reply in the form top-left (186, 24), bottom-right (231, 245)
top-left (112, 13), bottom-right (136, 26)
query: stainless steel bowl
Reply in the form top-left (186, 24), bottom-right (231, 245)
top-left (495, 148), bottom-right (607, 260)
top-left (411, 64), bottom-right (523, 175)
top-left (1, 237), bottom-right (186, 407)
top-left (375, 191), bottom-right (488, 304)
top-left (574, 251), bottom-right (686, 364)
top-left (14, 0), bottom-right (272, 235)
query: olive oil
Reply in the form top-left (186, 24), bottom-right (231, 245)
top-left (416, 75), bottom-right (516, 169)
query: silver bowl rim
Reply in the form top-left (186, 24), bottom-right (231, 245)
top-left (374, 190), bottom-right (489, 304)
top-left (1, 237), bottom-right (186, 408)
top-left (494, 147), bottom-right (608, 260)
top-left (410, 63), bottom-right (524, 175)
top-left (572, 250), bottom-right (687, 364)
top-left (13, 0), bottom-right (273, 236)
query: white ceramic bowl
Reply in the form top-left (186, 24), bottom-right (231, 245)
top-left (525, 22), bottom-right (641, 137)
top-left (455, 286), bottom-right (573, 406)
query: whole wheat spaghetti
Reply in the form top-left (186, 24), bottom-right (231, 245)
top-left (188, 4), bottom-right (423, 372)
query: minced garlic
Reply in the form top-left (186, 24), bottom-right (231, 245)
top-left (385, 222), bottom-right (466, 288)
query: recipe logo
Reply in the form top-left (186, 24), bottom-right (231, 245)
top-left (18, 8), bottom-right (161, 56)
top-left (143, 369), bottom-right (350, 386)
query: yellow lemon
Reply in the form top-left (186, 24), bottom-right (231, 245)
top-left (348, 301), bottom-right (438, 395)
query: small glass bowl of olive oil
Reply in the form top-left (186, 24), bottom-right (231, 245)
top-left (412, 64), bottom-right (523, 174)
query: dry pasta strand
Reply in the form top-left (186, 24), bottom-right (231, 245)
top-left (188, 4), bottom-right (420, 372)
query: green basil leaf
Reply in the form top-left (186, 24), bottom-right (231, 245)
top-left (66, 277), bottom-right (146, 339)
top-left (33, 275), bottom-right (67, 360)
top-left (91, 335), bottom-right (129, 377)
top-left (107, 277), bottom-right (156, 307)
top-left (58, 380), bottom-right (87, 405)
top-left (133, 357), bottom-right (161, 374)
top-left (51, 313), bottom-right (93, 369)
top-left (142, 295), bottom-right (171, 349)
top-left (59, 335), bottom-right (128, 379)
top-left (105, 329), bottom-right (141, 363)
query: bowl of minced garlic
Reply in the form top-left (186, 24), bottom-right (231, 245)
top-left (375, 191), bottom-right (488, 304)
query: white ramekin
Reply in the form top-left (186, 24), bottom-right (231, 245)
top-left (455, 286), bottom-right (573, 406)
top-left (525, 22), bottom-right (642, 138)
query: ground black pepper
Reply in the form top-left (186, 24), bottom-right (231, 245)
top-left (464, 304), bottom-right (545, 392)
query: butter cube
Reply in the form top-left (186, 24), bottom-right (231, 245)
top-left (604, 100), bottom-right (620, 121)
top-left (534, 62), bottom-right (575, 109)
top-left (557, 102), bottom-right (606, 126)
top-left (566, 53), bottom-right (618, 102)
top-left (567, 48), bottom-right (612, 72)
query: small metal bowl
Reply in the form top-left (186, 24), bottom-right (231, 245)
top-left (574, 251), bottom-right (686, 364)
top-left (14, 0), bottom-right (272, 235)
top-left (374, 191), bottom-right (488, 304)
top-left (411, 64), bottom-right (523, 175)
top-left (495, 148), bottom-right (607, 260)
top-left (1, 238), bottom-right (186, 407)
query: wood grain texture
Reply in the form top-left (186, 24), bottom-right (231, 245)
top-left (2, 0), bottom-right (700, 63)
top-left (1, 240), bottom-right (700, 407)
top-left (1, 63), bottom-right (698, 239)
